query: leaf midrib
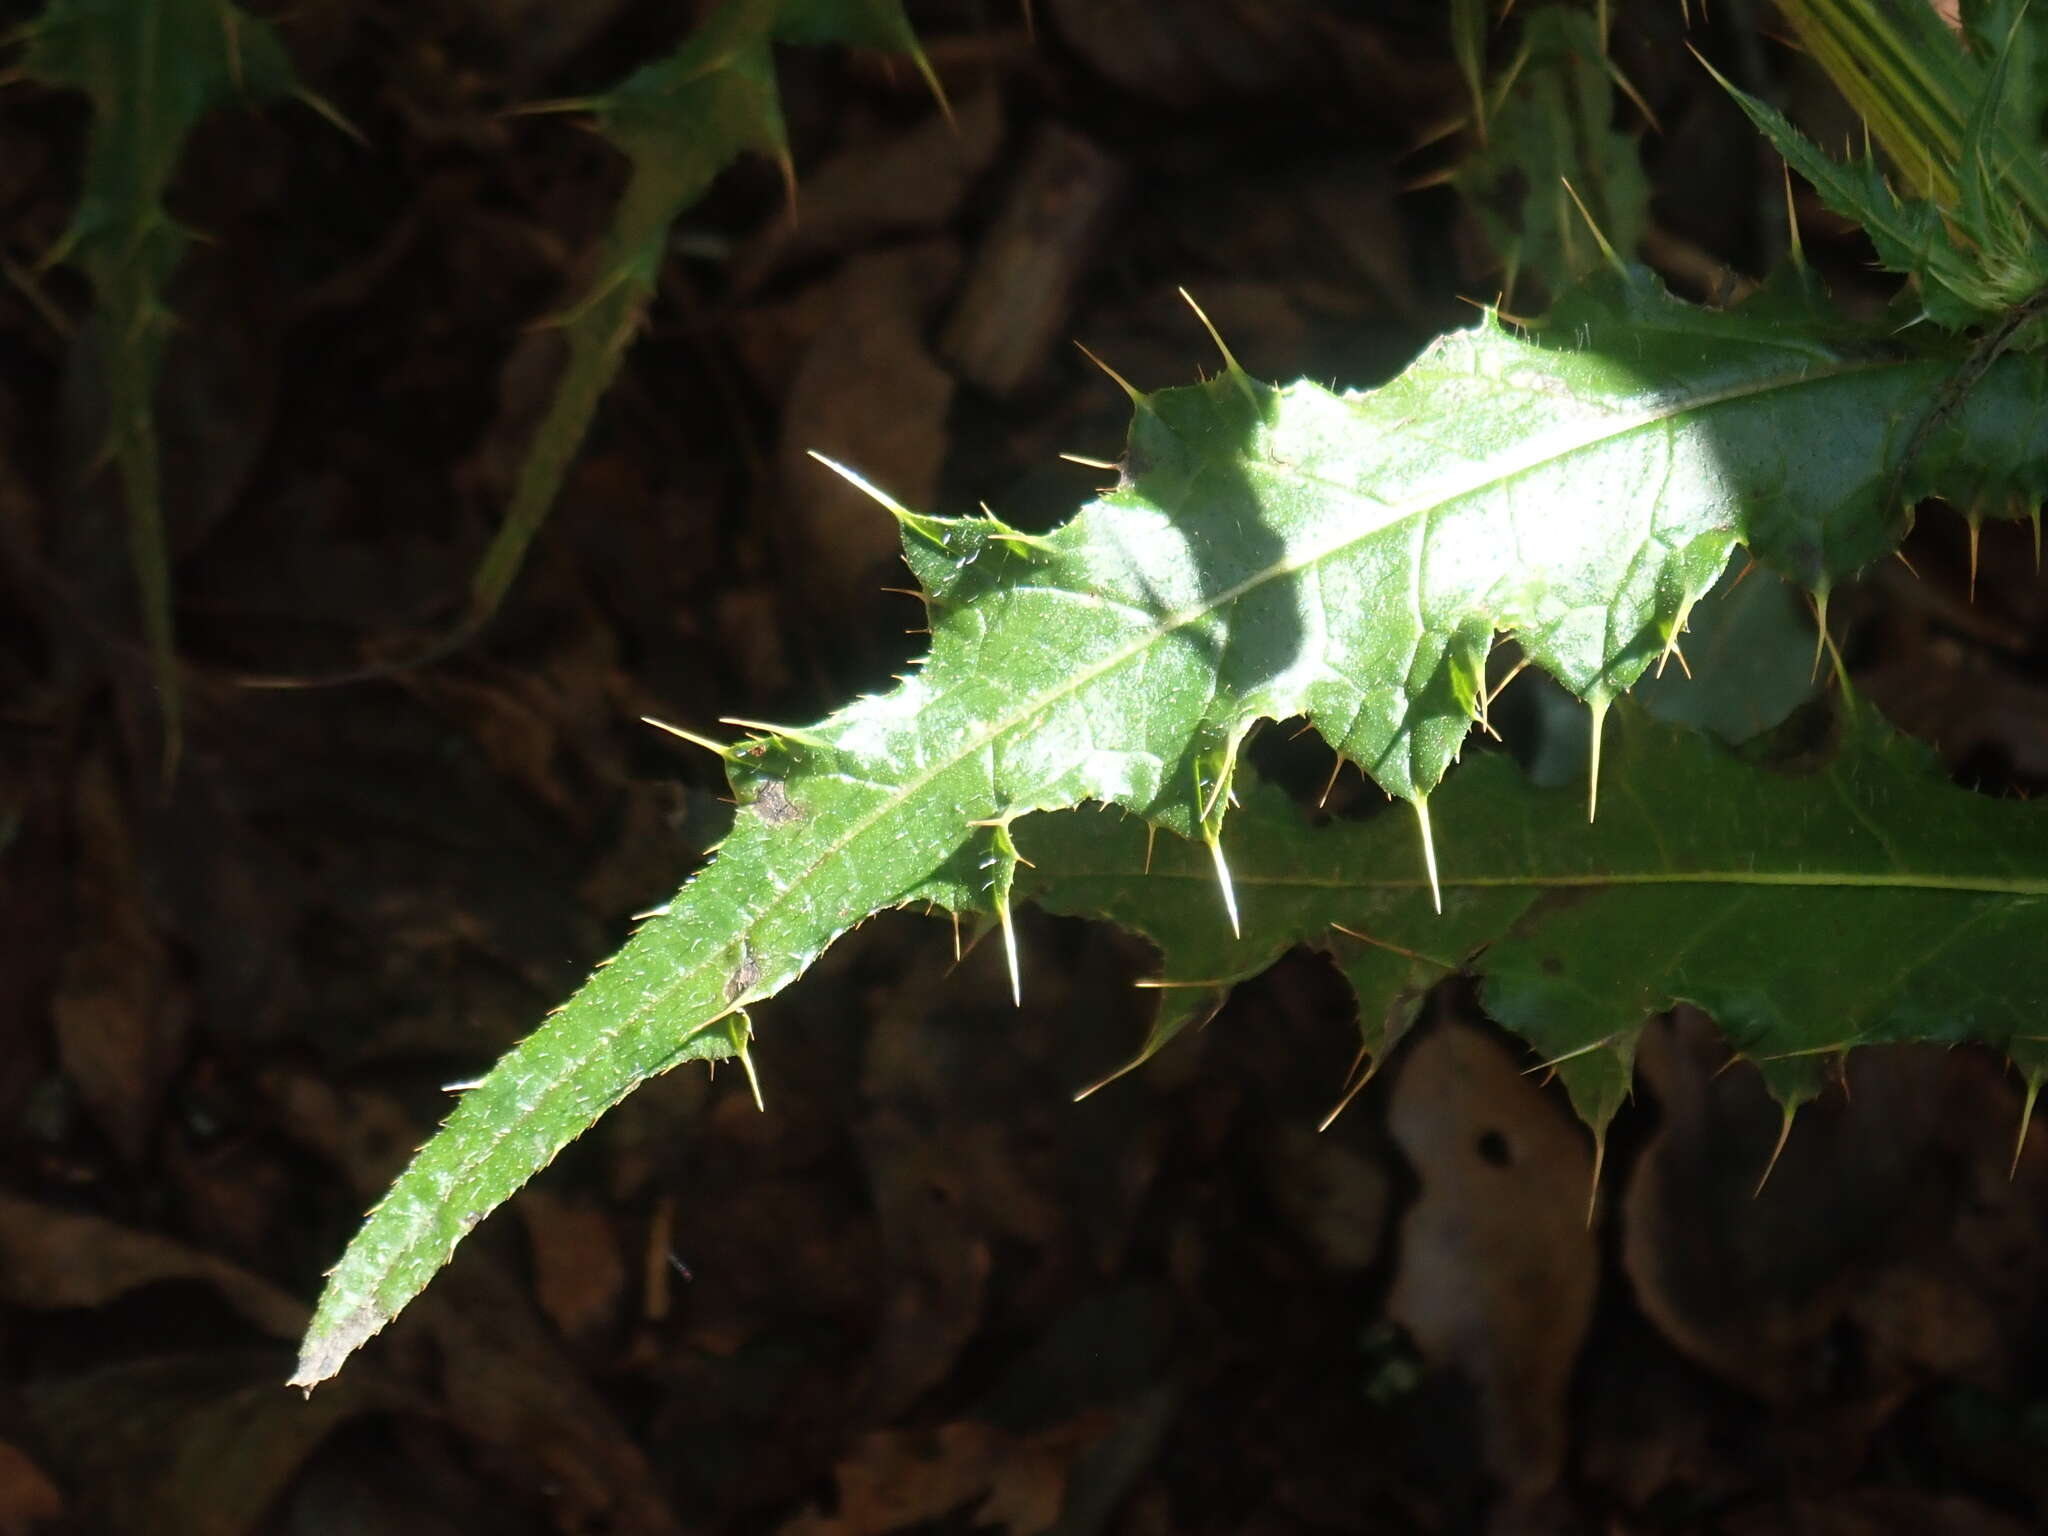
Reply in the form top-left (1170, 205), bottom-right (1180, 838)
top-left (1044, 866), bottom-right (2048, 898)
top-left (670, 341), bottom-right (1925, 1010)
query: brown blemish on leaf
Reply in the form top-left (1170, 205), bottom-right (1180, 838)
top-left (748, 780), bottom-right (805, 826)
top-left (724, 945), bottom-right (763, 1003)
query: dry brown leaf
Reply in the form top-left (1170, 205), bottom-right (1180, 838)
top-left (1624, 1013), bottom-right (2048, 1413)
top-left (773, 240), bottom-right (961, 632)
top-left (519, 1187), bottom-right (627, 1345)
top-left (1384, 1013), bottom-right (1597, 1510)
top-left (25, 1353), bottom-right (375, 1536)
top-left (777, 1417), bottom-right (1107, 1536)
top-left (0, 1193), bottom-right (306, 1338)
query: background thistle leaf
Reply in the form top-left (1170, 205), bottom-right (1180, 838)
top-left (16, 0), bottom-right (314, 773)
top-left (1728, 1), bottom-right (2048, 327)
top-left (461, 0), bottom-right (943, 650)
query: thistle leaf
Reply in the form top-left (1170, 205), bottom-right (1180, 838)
top-left (463, 0), bottom-right (940, 644)
top-left (1711, 7), bottom-right (2048, 328)
top-left (19, 0), bottom-right (306, 773)
top-left (1451, 0), bottom-right (1491, 146)
top-left (1455, 7), bottom-right (1648, 299)
top-left (294, 271), bottom-right (2048, 1386)
top-left (1711, 69), bottom-right (2001, 329)
top-left (1022, 705), bottom-right (2048, 1146)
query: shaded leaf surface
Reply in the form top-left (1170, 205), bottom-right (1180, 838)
top-left (1022, 705), bottom-right (2048, 1137)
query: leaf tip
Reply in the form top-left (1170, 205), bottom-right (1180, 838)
top-left (981, 503), bottom-right (1058, 555)
top-left (1178, 286), bottom-right (1259, 406)
top-left (1585, 695), bottom-right (1610, 824)
top-left (1753, 1102), bottom-right (1796, 1198)
top-left (731, 1011), bottom-right (765, 1112)
top-left (296, 85), bottom-right (368, 146)
top-left (1073, 340), bottom-right (1145, 407)
top-left (1655, 592), bottom-right (1697, 681)
top-left (899, 38), bottom-right (955, 131)
top-left (1205, 831), bottom-right (1241, 938)
top-left (1807, 586), bottom-right (1847, 690)
top-left (1411, 796), bottom-right (1442, 914)
top-left (2013, 1068), bottom-right (2042, 1180)
top-left (1966, 510), bottom-right (1983, 603)
top-left (1781, 159), bottom-right (1807, 273)
top-left (1558, 176), bottom-right (1626, 277)
top-left (1075, 1047), bottom-right (1145, 1102)
top-left (974, 819), bottom-right (1028, 1003)
top-left (1585, 1127), bottom-right (1605, 1229)
top-left (1318, 753), bottom-right (1348, 809)
top-left (806, 451), bottom-right (949, 545)
top-left (997, 892), bottom-right (1023, 1005)
top-left (1318, 1052), bottom-right (1380, 1133)
top-left (290, 1298), bottom-right (390, 1393)
top-left (642, 715), bottom-right (733, 761)
top-left (719, 716), bottom-right (834, 751)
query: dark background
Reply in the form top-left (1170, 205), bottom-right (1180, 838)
top-left (3, 1), bottom-right (2048, 1532)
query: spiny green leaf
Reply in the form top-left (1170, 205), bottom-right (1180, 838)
top-left (1022, 704), bottom-right (2048, 1148)
top-left (1961, 0), bottom-right (2048, 152)
top-left (1773, 0), bottom-right (1978, 205)
top-left (461, 0), bottom-right (940, 646)
top-left (18, 0), bottom-right (307, 774)
top-left (1716, 4), bottom-right (2048, 329)
top-left (1454, 7), bottom-right (1647, 300)
top-left (1713, 72), bottom-right (2002, 330)
top-left (1451, 0), bottom-right (1491, 146)
top-left (293, 270), bottom-right (2048, 1386)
